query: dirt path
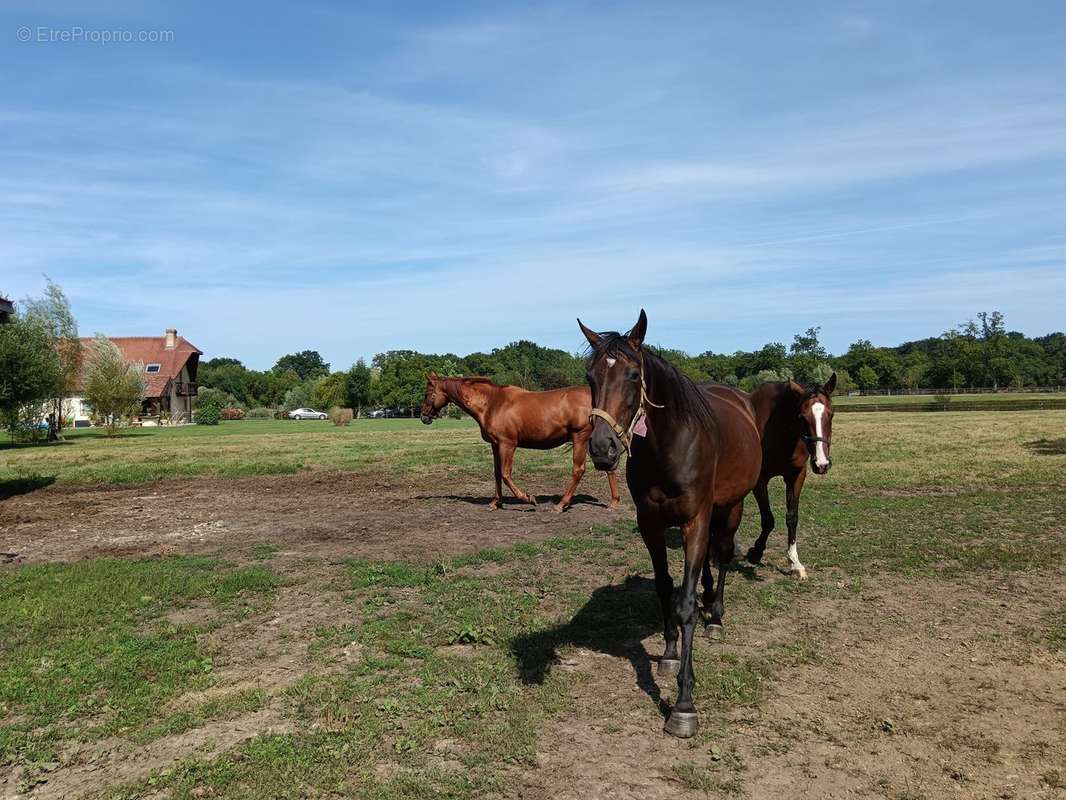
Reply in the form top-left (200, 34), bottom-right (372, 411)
top-left (521, 571), bottom-right (1066, 800)
top-left (0, 471), bottom-right (627, 565)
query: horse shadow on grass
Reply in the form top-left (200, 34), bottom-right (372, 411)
top-left (510, 575), bottom-right (672, 719)
top-left (0, 474), bottom-right (56, 501)
top-left (1023, 437), bottom-right (1066, 455)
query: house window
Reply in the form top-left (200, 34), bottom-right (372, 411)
top-left (146, 363), bottom-right (161, 373)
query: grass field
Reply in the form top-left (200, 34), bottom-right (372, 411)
top-left (834, 390), bottom-right (1066, 412)
top-left (1, 412), bottom-right (1065, 798)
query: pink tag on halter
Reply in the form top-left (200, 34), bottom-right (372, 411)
top-left (632, 412), bottom-right (648, 437)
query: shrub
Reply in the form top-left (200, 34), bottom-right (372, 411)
top-left (247, 406), bottom-right (274, 419)
top-left (329, 406), bottom-right (354, 426)
top-left (274, 409), bottom-right (290, 420)
top-left (194, 405), bottom-right (221, 425)
top-left (197, 387), bottom-right (238, 411)
top-left (220, 407), bottom-right (245, 421)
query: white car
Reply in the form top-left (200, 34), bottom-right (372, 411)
top-left (288, 407), bottom-right (327, 420)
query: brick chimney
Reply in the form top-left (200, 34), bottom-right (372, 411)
top-left (165, 328), bottom-right (177, 349)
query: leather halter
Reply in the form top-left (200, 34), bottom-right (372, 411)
top-left (589, 352), bottom-right (663, 456)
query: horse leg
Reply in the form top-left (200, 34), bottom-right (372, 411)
top-left (555, 433), bottom-right (588, 512)
top-left (636, 510), bottom-right (679, 678)
top-left (605, 470), bottom-right (621, 509)
top-left (785, 470), bottom-right (808, 579)
top-left (499, 442), bottom-right (535, 505)
top-left (706, 503), bottom-right (743, 638)
top-left (488, 443), bottom-right (503, 510)
top-left (700, 553), bottom-right (714, 612)
top-left (745, 479), bottom-right (774, 564)
top-left (664, 512), bottom-right (710, 738)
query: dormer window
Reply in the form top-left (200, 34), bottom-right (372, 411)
top-left (146, 363), bottom-right (161, 374)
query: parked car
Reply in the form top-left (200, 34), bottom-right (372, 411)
top-left (367, 408), bottom-right (386, 418)
top-left (287, 407), bottom-right (327, 420)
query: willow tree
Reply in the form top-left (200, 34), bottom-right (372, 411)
top-left (83, 335), bottom-right (145, 437)
top-left (22, 278), bottom-right (82, 436)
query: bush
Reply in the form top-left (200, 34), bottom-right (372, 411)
top-left (329, 406), bottom-right (354, 426)
top-left (247, 406), bottom-right (274, 419)
top-left (274, 409), bottom-right (290, 420)
top-left (220, 407), bottom-right (245, 421)
top-left (194, 405), bottom-right (221, 425)
top-left (197, 387), bottom-right (238, 411)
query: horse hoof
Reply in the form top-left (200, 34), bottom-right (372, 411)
top-left (664, 710), bottom-right (699, 738)
top-left (608, 501), bottom-right (621, 510)
top-left (658, 658), bottom-right (681, 677)
top-left (745, 548), bottom-right (763, 565)
top-left (790, 566), bottom-right (808, 580)
top-left (704, 623), bottom-right (724, 640)
top-left (553, 503), bottom-right (567, 514)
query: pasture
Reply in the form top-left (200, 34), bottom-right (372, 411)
top-left (1, 412), bottom-right (1065, 799)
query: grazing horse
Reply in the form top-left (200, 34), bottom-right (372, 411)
top-left (420, 374), bottom-right (620, 512)
top-left (743, 375), bottom-right (836, 578)
top-left (579, 311), bottom-right (761, 738)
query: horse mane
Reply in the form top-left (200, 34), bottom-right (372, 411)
top-left (586, 333), bottom-right (716, 430)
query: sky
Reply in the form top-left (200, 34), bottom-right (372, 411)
top-left (2, 1), bottom-right (1064, 370)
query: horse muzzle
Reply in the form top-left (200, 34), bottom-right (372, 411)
top-left (589, 425), bottom-right (621, 471)
top-left (420, 413), bottom-right (434, 425)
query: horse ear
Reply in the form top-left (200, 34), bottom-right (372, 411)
top-left (427, 371), bottom-right (437, 380)
top-left (627, 309), bottom-right (648, 349)
top-left (824, 372), bottom-right (837, 394)
top-left (577, 318), bottom-right (601, 347)
top-left (788, 378), bottom-right (805, 395)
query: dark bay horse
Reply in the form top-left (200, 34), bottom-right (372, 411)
top-left (421, 374), bottom-right (620, 512)
top-left (579, 311), bottom-right (761, 738)
top-left (743, 375), bottom-right (836, 578)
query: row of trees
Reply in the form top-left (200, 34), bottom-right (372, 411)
top-left (198, 312), bottom-right (1065, 417)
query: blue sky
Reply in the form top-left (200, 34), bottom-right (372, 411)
top-left (2, 2), bottom-right (1064, 369)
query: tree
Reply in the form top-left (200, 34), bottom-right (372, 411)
top-left (347, 359), bottom-right (372, 415)
top-left (273, 350), bottom-right (329, 380)
top-left (857, 365), bottom-right (880, 392)
top-left (312, 372), bottom-right (349, 410)
top-left (0, 315), bottom-right (62, 437)
top-left (83, 335), bottom-right (145, 437)
top-left (282, 382), bottom-right (315, 412)
top-left (789, 327), bottom-right (829, 382)
top-left (21, 278), bottom-right (81, 436)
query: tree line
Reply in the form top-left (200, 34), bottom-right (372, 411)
top-left (198, 312), bottom-right (1065, 416)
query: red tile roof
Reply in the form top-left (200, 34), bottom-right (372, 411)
top-left (78, 334), bottom-right (202, 398)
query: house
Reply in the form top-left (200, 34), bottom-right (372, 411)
top-left (0, 296), bottom-right (13, 323)
top-left (69, 329), bottom-right (202, 426)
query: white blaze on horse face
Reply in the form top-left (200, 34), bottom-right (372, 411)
top-left (606, 357), bottom-right (617, 368)
top-left (811, 402), bottom-right (829, 469)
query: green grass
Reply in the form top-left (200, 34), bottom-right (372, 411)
top-left (4, 411), bottom-right (1065, 493)
top-left (834, 391), bottom-right (1066, 412)
top-left (0, 558), bottom-right (281, 767)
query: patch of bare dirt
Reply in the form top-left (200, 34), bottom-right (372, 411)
top-left (0, 471), bottom-right (628, 565)
top-left (13, 708), bottom-right (292, 800)
top-left (521, 572), bottom-right (1066, 800)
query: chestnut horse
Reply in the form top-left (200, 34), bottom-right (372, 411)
top-left (420, 374), bottom-right (620, 512)
top-left (579, 311), bottom-right (761, 738)
top-left (743, 375), bottom-right (836, 578)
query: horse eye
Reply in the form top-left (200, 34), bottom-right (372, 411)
top-left (626, 369), bottom-right (640, 381)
